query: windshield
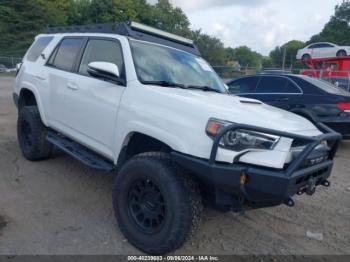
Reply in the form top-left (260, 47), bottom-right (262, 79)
top-left (130, 40), bottom-right (227, 93)
top-left (301, 76), bottom-right (350, 95)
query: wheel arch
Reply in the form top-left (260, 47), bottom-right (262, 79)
top-left (18, 87), bottom-right (48, 126)
top-left (116, 132), bottom-right (174, 170)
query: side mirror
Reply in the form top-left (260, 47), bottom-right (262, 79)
top-left (87, 62), bottom-right (123, 84)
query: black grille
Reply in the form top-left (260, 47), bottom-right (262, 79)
top-left (295, 167), bottom-right (329, 185)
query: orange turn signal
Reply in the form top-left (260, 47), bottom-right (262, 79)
top-left (240, 173), bottom-right (247, 185)
top-left (206, 120), bottom-right (221, 136)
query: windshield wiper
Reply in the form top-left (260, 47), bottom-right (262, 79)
top-left (142, 81), bottom-right (225, 93)
top-left (186, 85), bottom-right (224, 93)
top-left (142, 80), bottom-right (186, 89)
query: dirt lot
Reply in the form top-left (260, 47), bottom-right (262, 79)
top-left (0, 76), bottom-right (350, 255)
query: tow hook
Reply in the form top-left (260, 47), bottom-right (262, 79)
top-left (321, 179), bottom-right (331, 187)
top-left (284, 197), bottom-right (295, 207)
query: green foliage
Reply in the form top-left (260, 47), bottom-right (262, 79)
top-left (225, 46), bottom-right (262, 68)
top-left (309, 0), bottom-right (350, 45)
top-left (3, 0), bottom-right (347, 70)
top-left (0, 0), bottom-right (71, 56)
top-left (0, 0), bottom-right (222, 65)
top-left (261, 57), bottom-right (274, 69)
top-left (186, 30), bottom-right (226, 65)
top-left (269, 40), bottom-right (304, 69)
top-left (148, 0), bottom-right (190, 33)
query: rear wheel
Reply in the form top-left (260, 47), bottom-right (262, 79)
top-left (337, 50), bottom-right (347, 57)
top-left (17, 106), bottom-right (52, 161)
top-left (113, 152), bottom-right (202, 255)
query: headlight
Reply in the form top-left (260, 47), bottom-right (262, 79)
top-left (206, 118), bottom-right (280, 151)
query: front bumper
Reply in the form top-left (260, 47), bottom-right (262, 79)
top-left (172, 122), bottom-right (341, 209)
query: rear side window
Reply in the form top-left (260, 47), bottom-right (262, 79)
top-left (256, 76), bottom-right (288, 93)
top-left (26, 36), bottom-right (53, 62)
top-left (303, 76), bottom-right (349, 95)
top-left (319, 43), bottom-right (334, 48)
top-left (284, 81), bottom-right (301, 93)
top-left (79, 39), bottom-right (124, 77)
top-left (227, 77), bottom-right (258, 94)
top-left (49, 38), bottom-right (84, 71)
top-left (308, 44), bottom-right (320, 49)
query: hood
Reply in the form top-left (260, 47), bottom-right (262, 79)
top-left (147, 86), bottom-right (321, 136)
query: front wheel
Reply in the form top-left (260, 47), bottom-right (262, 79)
top-left (113, 152), bottom-right (202, 255)
top-left (302, 54), bottom-right (311, 61)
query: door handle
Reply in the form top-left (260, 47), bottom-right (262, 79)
top-left (66, 82), bottom-right (79, 90)
top-left (35, 74), bottom-right (46, 81)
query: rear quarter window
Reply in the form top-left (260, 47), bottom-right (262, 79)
top-left (302, 76), bottom-right (349, 95)
top-left (48, 38), bottom-right (84, 72)
top-left (26, 36), bottom-right (54, 62)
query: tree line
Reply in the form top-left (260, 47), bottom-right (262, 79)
top-left (0, 0), bottom-right (227, 65)
top-left (1, 0), bottom-right (350, 69)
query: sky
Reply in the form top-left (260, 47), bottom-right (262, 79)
top-left (159, 0), bottom-right (344, 55)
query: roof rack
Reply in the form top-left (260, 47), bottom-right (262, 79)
top-left (44, 21), bottom-right (200, 56)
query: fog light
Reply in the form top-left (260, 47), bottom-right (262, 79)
top-left (240, 173), bottom-right (247, 185)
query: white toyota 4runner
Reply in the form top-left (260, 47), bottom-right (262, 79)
top-left (13, 22), bottom-right (341, 254)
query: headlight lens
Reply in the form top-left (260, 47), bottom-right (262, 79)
top-left (206, 118), bottom-right (280, 151)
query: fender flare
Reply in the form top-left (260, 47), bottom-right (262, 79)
top-left (18, 86), bottom-right (48, 126)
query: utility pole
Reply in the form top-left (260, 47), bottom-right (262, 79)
top-left (282, 47), bottom-right (286, 70)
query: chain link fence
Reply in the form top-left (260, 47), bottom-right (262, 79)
top-left (0, 56), bottom-right (22, 75)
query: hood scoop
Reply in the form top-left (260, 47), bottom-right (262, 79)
top-left (239, 99), bottom-right (262, 105)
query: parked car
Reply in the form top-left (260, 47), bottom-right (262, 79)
top-left (14, 22), bottom-right (341, 255)
top-left (5, 67), bottom-right (17, 73)
top-left (260, 69), bottom-right (292, 75)
top-left (227, 74), bottom-right (350, 139)
top-left (296, 42), bottom-right (350, 61)
top-left (0, 64), bottom-right (7, 72)
top-left (324, 76), bottom-right (350, 92)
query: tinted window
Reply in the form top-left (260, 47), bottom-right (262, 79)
top-left (51, 38), bottom-right (84, 71)
top-left (308, 44), bottom-right (319, 49)
top-left (227, 77), bottom-right (258, 94)
top-left (285, 81), bottom-right (301, 93)
top-left (302, 76), bottom-right (350, 95)
top-left (256, 77), bottom-right (288, 93)
top-left (26, 37), bottom-right (53, 62)
top-left (79, 39), bottom-right (124, 77)
top-left (319, 43), bottom-right (333, 48)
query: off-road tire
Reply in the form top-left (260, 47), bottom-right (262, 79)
top-left (17, 106), bottom-right (52, 161)
top-left (113, 152), bottom-right (202, 255)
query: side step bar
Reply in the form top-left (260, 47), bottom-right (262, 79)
top-left (47, 131), bottom-right (115, 172)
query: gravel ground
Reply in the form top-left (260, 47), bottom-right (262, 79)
top-left (0, 76), bottom-right (349, 255)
